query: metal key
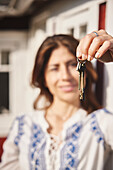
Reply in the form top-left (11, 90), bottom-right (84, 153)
top-left (76, 59), bottom-right (86, 100)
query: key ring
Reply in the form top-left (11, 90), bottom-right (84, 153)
top-left (77, 58), bottom-right (86, 64)
top-left (76, 58), bottom-right (86, 71)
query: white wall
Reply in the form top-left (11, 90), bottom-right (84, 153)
top-left (24, 28), bottom-right (46, 113)
top-left (103, 0), bottom-right (113, 112)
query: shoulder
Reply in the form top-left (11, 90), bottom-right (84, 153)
top-left (90, 108), bottom-right (113, 144)
top-left (86, 108), bottom-right (113, 134)
top-left (89, 108), bottom-right (113, 127)
top-left (14, 110), bottom-right (45, 123)
top-left (10, 111), bottom-right (44, 132)
top-left (15, 110), bottom-right (47, 129)
top-left (11, 113), bottom-right (32, 127)
top-left (91, 108), bottom-right (113, 121)
top-left (89, 108), bottom-right (112, 119)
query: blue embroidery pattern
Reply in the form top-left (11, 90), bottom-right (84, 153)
top-left (60, 122), bottom-right (83, 170)
top-left (103, 108), bottom-right (112, 114)
top-left (90, 113), bottom-right (104, 145)
top-left (14, 115), bottom-right (25, 146)
top-left (29, 123), bottom-right (46, 170)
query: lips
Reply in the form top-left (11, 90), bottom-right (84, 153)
top-left (59, 84), bottom-right (77, 92)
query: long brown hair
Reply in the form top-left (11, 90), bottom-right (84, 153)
top-left (31, 34), bottom-right (101, 114)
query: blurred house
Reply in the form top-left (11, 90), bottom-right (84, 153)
top-left (0, 0), bottom-right (113, 158)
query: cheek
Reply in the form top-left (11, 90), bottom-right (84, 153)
top-left (71, 70), bottom-right (79, 82)
top-left (45, 75), bottom-right (57, 90)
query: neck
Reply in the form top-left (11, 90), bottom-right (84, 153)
top-left (47, 98), bottom-right (80, 121)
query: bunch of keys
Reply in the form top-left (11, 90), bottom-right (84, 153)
top-left (76, 59), bottom-right (86, 100)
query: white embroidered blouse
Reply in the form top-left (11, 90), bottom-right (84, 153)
top-left (0, 108), bottom-right (113, 170)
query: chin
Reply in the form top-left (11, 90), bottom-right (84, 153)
top-left (59, 94), bottom-right (80, 103)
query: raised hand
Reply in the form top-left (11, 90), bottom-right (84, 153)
top-left (76, 29), bottom-right (113, 62)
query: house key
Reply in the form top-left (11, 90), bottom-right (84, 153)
top-left (76, 59), bottom-right (86, 100)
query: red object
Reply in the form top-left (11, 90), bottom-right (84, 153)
top-left (95, 2), bottom-right (106, 105)
top-left (99, 2), bottom-right (106, 29)
top-left (0, 137), bottom-right (7, 161)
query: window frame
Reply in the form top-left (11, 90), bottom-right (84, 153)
top-left (0, 31), bottom-right (27, 137)
top-left (0, 50), bottom-right (11, 114)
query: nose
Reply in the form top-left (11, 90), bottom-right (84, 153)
top-left (59, 65), bottom-right (71, 80)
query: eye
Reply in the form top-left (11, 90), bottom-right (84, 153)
top-left (49, 67), bottom-right (58, 71)
top-left (70, 62), bottom-right (77, 67)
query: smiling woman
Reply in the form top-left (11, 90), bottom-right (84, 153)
top-left (0, 31), bottom-right (113, 170)
top-left (32, 34), bottom-right (100, 113)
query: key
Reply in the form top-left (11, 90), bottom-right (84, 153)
top-left (76, 59), bottom-right (86, 100)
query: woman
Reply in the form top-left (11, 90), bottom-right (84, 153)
top-left (0, 29), bottom-right (113, 170)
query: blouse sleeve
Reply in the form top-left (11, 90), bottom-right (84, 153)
top-left (104, 113), bottom-right (113, 150)
top-left (99, 109), bottom-right (113, 150)
top-left (0, 117), bottom-right (20, 170)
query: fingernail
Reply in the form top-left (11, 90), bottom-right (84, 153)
top-left (90, 56), bottom-right (94, 61)
top-left (88, 55), bottom-right (92, 61)
top-left (95, 52), bottom-right (100, 58)
top-left (82, 54), bottom-right (87, 60)
top-left (76, 51), bottom-right (82, 58)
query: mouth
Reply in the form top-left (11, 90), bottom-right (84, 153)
top-left (59, 84), bottom-right (77, 92)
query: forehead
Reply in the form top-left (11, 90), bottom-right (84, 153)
top-left (48, 46), bottom-right (75, 65)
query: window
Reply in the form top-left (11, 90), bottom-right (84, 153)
top-left (68, 28), bottom-right (74, 36)
top-left (79, 25), bottom-right (87, 39)
top-left (1, 51), bottom-right (9, 65)
top-left (0, 51), bottom-right (10, 114)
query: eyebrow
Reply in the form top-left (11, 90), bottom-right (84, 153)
top-left (48, 64), bottom-right (59, 67)
top-left (48, 59), bottom-right (77, 67)
top-left (66, 59), bottom-right (77, 64)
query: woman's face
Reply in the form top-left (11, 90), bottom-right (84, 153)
top-left (45, 46), bottom-right (80, 104)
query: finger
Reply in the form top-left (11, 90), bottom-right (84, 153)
top-left (76, 33), bottom-right (96, 60)
top-left (97, 29), bottom-right (109, 36)
top-left (95, 40), bottom-right (113, 59)
top-left (88, 35), bottom-right (109, 58)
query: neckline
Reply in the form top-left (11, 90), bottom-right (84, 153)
top-left (41, 108), bottom-right (87, 136)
